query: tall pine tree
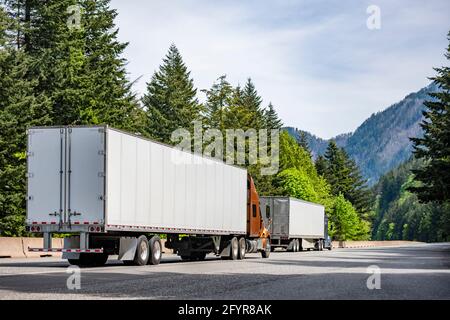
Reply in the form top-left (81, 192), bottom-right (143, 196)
top-left (409, 32), bottom-right (450, 204)
top-left (0, 6), bottom-right (51, 235)
top-left (142, 44), bottom-right (202, 143)
top-left (315, 155), bottom-right (327, 176)
top-left (2, 0), bottom-right (144, 130)
top-left (264, 102), bottom-right (282, 129)
top-left (203, 75), bottom-right (233, 131)
top-left (0, 0), bottom-right (145, 235)
top-left (322, 141), bottom-right (371, 214)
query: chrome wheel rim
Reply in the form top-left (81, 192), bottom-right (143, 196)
top-left (140, 241), bottom-right (148, 261)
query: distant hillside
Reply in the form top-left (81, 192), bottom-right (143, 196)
top-left (284, 128), bottom-right (350, 158)
top-left (371, 157), bottom-right (448, 242)
top-left (285, 83), bottom-right (439, 185)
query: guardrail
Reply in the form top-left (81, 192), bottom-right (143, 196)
top-left (0, 237), bottom-right (64, 258)
top-left (0, 237), bottom-right (423, 259)
top-left (0, 237), bottom-right (172, 258)
top-left (332, 240), bottom-right (423, 248)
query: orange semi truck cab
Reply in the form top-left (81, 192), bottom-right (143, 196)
top-left (247, 174), bottom-right (271, 257)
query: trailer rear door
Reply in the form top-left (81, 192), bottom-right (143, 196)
top-left (67, 127), bottom-right (105, 224)
top-left (27, 128), bottom-right (65, 224)
top-left (26, 127), bottom-right (105, 225)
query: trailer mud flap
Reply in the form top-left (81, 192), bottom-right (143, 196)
top-left (62, 236), bottom-right (80, 260)
top-left (118, 237), bottom-right (138, 261)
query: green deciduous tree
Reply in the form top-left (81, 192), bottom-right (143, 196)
top-left (277, 168), bottom-right (318, 202)
top-left (328, 194), bottom-right (370, 241)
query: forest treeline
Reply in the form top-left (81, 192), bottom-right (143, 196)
top-left (0, 1), bottom-right (448, 242)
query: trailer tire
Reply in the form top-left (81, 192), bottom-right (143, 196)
top-left (290, 239), bottom-right (297, 252)
top-left (68, 253), bottom-right (108, 267)
top-left (133, 235), bottom-right (150, 266)
top-left (294, 239), bottom-right (299, 252)
top-left (148, 236), bottom-right (162, 265)
top-left (68, 259), bottom-right (80, 266)
top-left (230, 237), bottom-right (239, 260)
top-left (238, 238), bottom-right (246, 260)
top-left (93, 253), bottom-right (108, 266)
top-left (190, 252), bottom-right (206, 261)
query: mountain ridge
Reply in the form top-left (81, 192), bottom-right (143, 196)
top-left (285, 82), bottom-right (439, 185)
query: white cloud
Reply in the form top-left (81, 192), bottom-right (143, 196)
top-left (111, 0), bottom-right (449, 138)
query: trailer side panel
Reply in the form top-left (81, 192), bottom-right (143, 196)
top-left (105, 128), bottom-right (247, 234)
top-left (289, 198), bottom-right (324, 239)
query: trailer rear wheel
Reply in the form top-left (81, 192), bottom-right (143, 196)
top-left (294, 239), bottom-right (299, 252)
top-left (289, 239), bottom-right (297, 252)
top-left (68, 253), bottom-right (108, 267)
top-left (230, 237), bottom-right (239, 260)
top-left (148, 236), bottom-right (162, 265)
top-left (191, 252), bottom-right (206, 261)
top-left (133, 235), bottom-right (149, 266)
top-left (238, 238), bottom-right (246, 260)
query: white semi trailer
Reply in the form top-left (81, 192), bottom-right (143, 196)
top-left (260, 196), bottom-right (332, 252)
top-left (25, 126), bottom-right (270, 266)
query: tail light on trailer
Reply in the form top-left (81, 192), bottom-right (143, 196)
top-left (89, 226), bottom-right (102, 232)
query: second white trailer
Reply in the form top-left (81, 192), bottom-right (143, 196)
top-left (260, 196), bottom-right (331, 252)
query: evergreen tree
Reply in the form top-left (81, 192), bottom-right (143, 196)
top-left (142, 44), bottom-right (202, 143)
top-left (296, 129), bottom-right (311, 157)
top-left (323, 140), bottom-right (351, 195)
top-left (373, 158), bottom-right (449, 242)
top-left (264, 102), bottom-right (282, 129)
top-left (409, 32), bottom-right (450, 204)
top-left (323, 140), bottom-right (371, 213)
top-left (342, 150), bottom-right (372, 214)
top-left (0, 6), bottom-right (51, 235)
top-left (315, 155), bottom-right (327, 176)
top-left (2, 0), bottom-right (144, 130)
top-left (202, 75), bottom-right (233, 131)
top-left (0, 0), bottom-right (145, 235)
top-left (239, 78), bottom-right (265, 129)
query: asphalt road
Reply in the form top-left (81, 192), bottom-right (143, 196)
top-left (0, 243), bottom-right (449, 299)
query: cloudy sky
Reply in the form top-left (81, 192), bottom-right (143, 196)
top-left (110, 0), bottom-right (449, 138)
